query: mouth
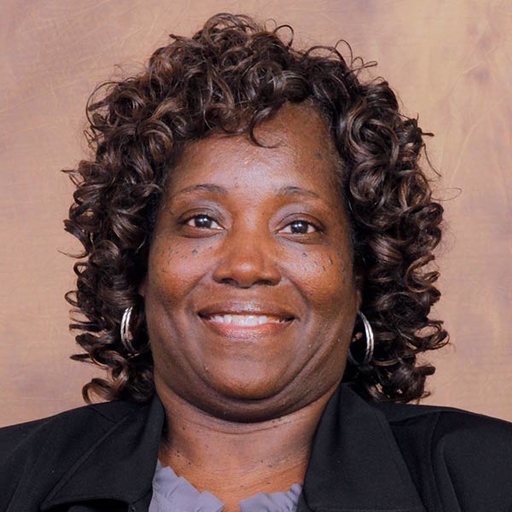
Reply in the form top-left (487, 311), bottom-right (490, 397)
top-left (198, 303), bottom-right (296, 332)
top-left (205, 314), bottom-right (289, 326)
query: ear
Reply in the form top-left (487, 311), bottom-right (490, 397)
top-left (138, 276), bottom-right (148, 298)
top-left (354, 272), bottom-right (364, 311)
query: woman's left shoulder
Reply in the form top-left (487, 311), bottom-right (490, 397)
top-left (376, 399), bottom-right (512, 447)
top-left (375, 400), bottom-right (512, 510)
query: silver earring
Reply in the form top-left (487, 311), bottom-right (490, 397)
top-left (120, 306), bottom-right (136, 353)
top-left (348, 311), bottom-right (374, 367)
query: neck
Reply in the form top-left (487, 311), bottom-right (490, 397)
top-left (157, 384), bottom-right (337, 507)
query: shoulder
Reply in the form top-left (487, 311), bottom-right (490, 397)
top-left (0, 400), bottom-right (149, 508)
top-left (0, 400), bottom-right (143, 453)
top-left (375, 399), bottom-right (512, 450)
top-left (374, 401), bottom-right (512, 510)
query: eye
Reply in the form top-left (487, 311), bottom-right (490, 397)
top-left (281, 220), bottom-right (319, 235)
top-left (184, 214), bottom-right (222, 230)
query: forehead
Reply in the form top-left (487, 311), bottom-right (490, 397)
top-left (169, 104), bottom-right (341, 191)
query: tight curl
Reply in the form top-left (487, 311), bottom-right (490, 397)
top-left (65, 13), bottom-right (448, 404)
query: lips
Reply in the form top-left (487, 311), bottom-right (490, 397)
top-left (207, 314), bottom-right (286, 326)
top-left (198, 302), bottom-right (296, 330)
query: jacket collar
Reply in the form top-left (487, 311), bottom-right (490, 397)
top-left (41, 396), bottom-right (165, 510)
top-left (299, 384), bottom-right (425, 512)
top-left (41, 385), bottom-right (424, 511)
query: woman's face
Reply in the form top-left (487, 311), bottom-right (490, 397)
top-left (141, 105), bottom-right (361, 421)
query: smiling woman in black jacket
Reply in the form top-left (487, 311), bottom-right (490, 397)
top-left (1, 13), bottom-right (511, 512)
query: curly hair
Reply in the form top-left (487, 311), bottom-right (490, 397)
top-left (65, 13), bottom-right (448, 404)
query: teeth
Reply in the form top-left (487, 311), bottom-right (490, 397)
top-left (209, 314), bottom-right (283, 326)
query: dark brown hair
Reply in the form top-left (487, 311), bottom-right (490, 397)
top-left (65, 13), bottom-right (447, 404)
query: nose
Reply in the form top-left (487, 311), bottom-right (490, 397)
top-left (212, 227), bottom-right (281, 288)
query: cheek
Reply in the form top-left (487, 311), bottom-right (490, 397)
top-left (292, 248), bottom-right (356, 313)
top-left (147, 240), bottom-right (210, 300)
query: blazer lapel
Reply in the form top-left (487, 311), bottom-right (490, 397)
top-left (300, 384), bottom-right (425, 512)
top-left (39, 386), bottom-right (424, 511)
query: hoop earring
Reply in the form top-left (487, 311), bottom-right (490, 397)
top-left (120, 306), bottom-right (136, 353)
top-left (348, 311), bottom-right (374, 367)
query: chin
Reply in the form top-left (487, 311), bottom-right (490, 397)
top-left (207, 371), bottom-right (290, 403)
top-left (199, 394), bottom-right (302, 424)
top-left (192, 371), bottom-right (331, 423)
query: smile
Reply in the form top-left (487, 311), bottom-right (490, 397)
top-left (207, 314), bottom-right (286, 326)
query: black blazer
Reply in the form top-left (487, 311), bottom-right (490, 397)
top-left (1, 383), bottom-right (512, 511)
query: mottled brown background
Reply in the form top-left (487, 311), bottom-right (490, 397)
top-left (1, 0), bottom-right (511, 426)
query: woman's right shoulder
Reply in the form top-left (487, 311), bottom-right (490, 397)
top-left (0, 401), bottom-right (141, 438)
top-left (0, 397), bottom-right (163, 511)
top-left (0, 401), bottom-right (146, 504)
top-left (0, 400), bottom-right (143, 452)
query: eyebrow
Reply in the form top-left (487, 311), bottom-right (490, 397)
top-left (276, 186), bottom-right (321, 199)
top-left (170, 184), bottom-right (321, 200)
top-left (170, 183), bottom-right (228, 199)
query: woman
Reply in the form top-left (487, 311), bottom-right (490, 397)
top-left (1, 13), bottom-right (511, 512)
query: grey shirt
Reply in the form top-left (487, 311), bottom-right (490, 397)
top-left (149, 461), bottom-right (302, 511)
